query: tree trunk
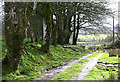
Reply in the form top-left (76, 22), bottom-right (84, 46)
top-left (57, 12), bottom-right (64, 45)
top-left (3, 2), bottom-right (27, 70)
top-left (64, 16), bottom-right (72, 44)
top-left (41, 3), bottom-right (52, 53)
top-left (74, 14), bottom-right (80, 45)
top-left (113, 16), bottom-right (115, 49)
top-left (72, 15), bottom-right (76, 45)
top-left (41, 19), bottom-right (44, 41)
top-left (28, 28), bottom-right (33, 43)
top-left (51, 14), bottom-right (57, 46)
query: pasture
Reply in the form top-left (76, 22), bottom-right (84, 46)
top-left (77, 34), bottom-right (117, 42)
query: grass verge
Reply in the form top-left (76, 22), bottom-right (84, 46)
top-left (51, 52), bottom-right (102, 80)
top-left (84, 67), bottom-right (118, 80)
top-left (2, 37), bottom-right (89, 80)
top-left (97, 53), bottom-right (118, 63)
top-left (84, 53), bottom-right (118, 80)
top-left (51, 59), bottom-right (88, 80)
top-left (86, 51), bottom-right (103, 59)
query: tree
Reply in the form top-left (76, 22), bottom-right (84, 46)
top-left (51, 2), bottom-right (111, 45)
top-left (72, 14), bottom-right (76, 45)
top-left (74, 14), bottom-right (80, 45)
top-left (27, 2), bottom-right (44, 42)
top-left (71, 2), bottom-right (111, 44)
top-left (40, 3), bottom-right (52, 53)
top-left (54, 3), bottom-right (74, 44)
top-left (3, 2), bottom-right (28, 70)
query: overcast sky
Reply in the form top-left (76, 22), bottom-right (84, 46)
top-left (0, 0), bottom-right (4, 22)
top-left (105, 0), bottom-right (120, 27)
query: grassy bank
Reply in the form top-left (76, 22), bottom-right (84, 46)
top-left (1, 37), bottom-right (89, 80)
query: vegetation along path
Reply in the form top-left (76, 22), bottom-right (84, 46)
top-left (75, 53), bottom-right (104, 80)
top-left (39, 52), bottom-right (95, 80)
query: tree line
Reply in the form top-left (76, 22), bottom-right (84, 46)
top-left (3, 2), bottom-right (111, 70)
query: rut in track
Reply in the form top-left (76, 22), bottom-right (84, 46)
top-left (39, 53), bottom-right (95, 80)
top-left (74, 53), bottom-right (104, 80)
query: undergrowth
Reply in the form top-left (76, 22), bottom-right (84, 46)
top-left (2, 37), bottom-right (88, 80)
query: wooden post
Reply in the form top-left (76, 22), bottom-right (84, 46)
top-left (113, 16), bottom-right (115, 49)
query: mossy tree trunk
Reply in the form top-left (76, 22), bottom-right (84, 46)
top-left (3, 2), bottom-right (27, 70)
top-left (51, 14), bottom-right (57, 46)
top-left (64, 15), bottom-right (72, 44)
top-left (41, 3), bottom-right (52, 53)
top-left (26, 27), bottom-right (33, 43)
top-left (57, 13), bottom-right (64, 45)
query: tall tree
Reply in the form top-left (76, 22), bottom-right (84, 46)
top-left (3, 2), bottom-right (28, 70)
top-left (40, 3), bottom-right (52, 53)
top-left (72, 14), bottom-right (76, 45)
top-left (74, 14), bottom-right (80, 45)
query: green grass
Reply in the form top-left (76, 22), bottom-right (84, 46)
top-left (84, 53), bottom-right (118, 80)
top-left (78, 34), bottom-right (117, 42)
top-left (84, 68), bottom-right (118, 80)
top-left (52, 51), bottom-right (118, 80)
top-left (85, 44), bottom-right (103, 50)
top-left (86, 51), bottom-right (102, 59)
top-left (78, 34), bottom-right (108, 41)
top-left (51, 59), bottom-right (88, 80)
top-left (2, 37), bottom-right (88, 80)
top-left (51, 51), bottom-right (103, 80)
top-left (97, 53), bottom-right (118, 64)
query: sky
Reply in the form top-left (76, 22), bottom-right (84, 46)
top-left (105, 0), bottom-right (120, 27)
top-left (0, 0), bottom-right (4, 23)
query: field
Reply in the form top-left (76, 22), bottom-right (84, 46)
top-left (77, 34), bottom-right (117, 42)
top-left (77, 34), bottom-right (118, 46)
